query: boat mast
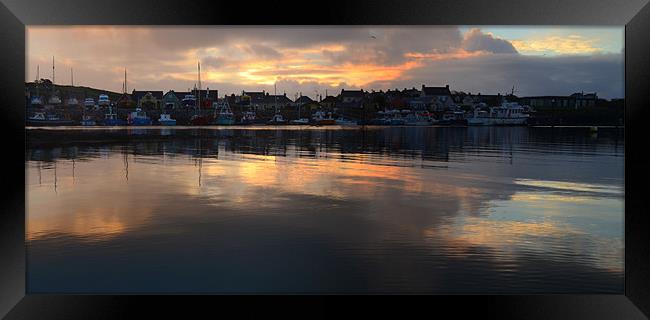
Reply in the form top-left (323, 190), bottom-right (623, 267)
top-left (197, 61), bottom-right (201, 111)
top-left (274, 82), bottom-right (277, 114)
top-left (71, 68), bottom-right (74, 86)
top-left (51, 56), bottom-right (55, 96)
top-left (36, 65), bottom-right (40, 98)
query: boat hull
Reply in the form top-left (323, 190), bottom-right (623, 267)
top-left (467, 117), bottom-right (528, 126)
top-left (158, 120), bottom-right (177, 126)
top-left (190, 116), bottom-right (209, 126)
top-left (80, 120), bottom-right (96, 126)
top-left (26, 119), bottom-right (75, 126)
top-left (130, 118), bottom-right (152, 126)
top-left (103, 119), bottom-right (127, 126)
top-left (213, 119), bottom-right (236, 125)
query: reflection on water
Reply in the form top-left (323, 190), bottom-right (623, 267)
top-left (26, 126), bottom-right (624, 293)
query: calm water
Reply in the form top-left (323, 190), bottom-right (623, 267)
top-left (26, 126), bottom-right (624, 293)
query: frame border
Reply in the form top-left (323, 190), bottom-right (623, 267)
top-left (1, 0), bottom-right (648, 318)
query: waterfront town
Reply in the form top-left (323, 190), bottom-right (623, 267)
top-left (25, 72), bottom-right (624, 127)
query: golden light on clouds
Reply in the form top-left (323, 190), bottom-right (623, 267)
top-left (511, 35), bottom-right (602, 55)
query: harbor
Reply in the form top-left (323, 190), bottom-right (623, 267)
top-left (25, 60), bottom-right (624, 128)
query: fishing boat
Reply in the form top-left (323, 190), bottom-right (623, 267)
top-left (98, 94), bottom-right (110, 107)
top-left (182, 94), bottom-right (197, 108)
top-left (158, 113), bottom-right (177, 126)
top-left (335, 117), bottom-right (357, 126)
top-left (240, 111), bottom-right (257, 125)
top-left (439, 111), bottom-right (468, 126)
top-left (466, 101), bottom-right (530, 126)
top-left (27, 112), bottom-right (74, 126)
top-left (127, 107), bottom-right (152, 125)
top-left (212, 99), bottom-right (235, 125)
top-left (267, 113), bottom-right (287, 125)
top-left (46, 57), bottom-right (62, 106)
top-left (404, 111), bottom-right (434, 126)
top-left (189, 62), bottom-right (209, 125)
top-left (84, 98), bottom-right (96, 109)
top-left (103, 105), bottom-right (126, 126)
top-left (290, 118), bottom-right (310, 125)
top-left (312, 110), bottom-right (336, 125)
top-left (80, 115), bottom-right (96, 126)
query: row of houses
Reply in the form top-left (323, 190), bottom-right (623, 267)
top-left (29, 79), bottom-right (604, 112)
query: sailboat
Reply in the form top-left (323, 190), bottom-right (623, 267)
top-left (103, 69), bottom-right (127, 126)
top-left (66, 68), bottom-right (79, 107)
top-left (30, 65), bottom-right (44, 107)
top-left (267, 83), bottom-right (287, 125)
top-left (190, 61), bottom-right (209, 125)
top-left (46, 57), bottom-right (62, 106)
top-left (290, 95), bottom-right (309, 125)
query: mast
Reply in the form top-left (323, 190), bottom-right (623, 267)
top-left (124, 69), bottom-right (127, 93)
top-left (71, 68), bottom-right (74, 86)
top-left (36, 65), bottom-right (40, 98)
top-left (51, 56), bottom-right (55, 96)
top-left (197, 61), bottom-right (201, 110)
top-left (274, 82), bottom-right (277, 114)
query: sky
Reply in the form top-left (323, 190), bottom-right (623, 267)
top-left (26, 26), bottom-right (624, 99)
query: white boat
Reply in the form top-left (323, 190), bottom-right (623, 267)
top-left (30, 96), bottom-right (44, 107)
top-left (267, 113), bottom-right (287, 125)
top-left (80, 115), bottom-right (96, 126)
top-left (335, 117), bottom-right (357, 126)
top-left (158, 113), bottom-right (177, 126)
top-left (27, 111), bottom-right (74, 126)
top-left (128, 107), bottom-right (152, 125)
top-left (98, 94), bottom-right (110, 107)
top-left (467, 101), bottom-right (530, 126)
top-left (240, 111), bottom-right (257, 125)
top-left (290, 118), bottom-right (310, 125)
top-left (312, 110), bottom-right (336, 125)
top-left (84, 98), bottom-right (95, 108)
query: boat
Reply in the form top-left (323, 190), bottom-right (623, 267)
top-left (30, 65), bottom-right (44, 107)
top-left (290, 118), bottom-right (310, 125)
top-left (103, 105), bottom-right (126, 126)
top-left (66, 68), bottom-right (79, 107)
top-left (335, 117), bottom-right (358, 126)
top-left (158, 113), bottom-right (177, 126)
top-left (212, 99), bottom-right (235, 125)
top-left (240, 111), bottom-right (257, 125)
top-left (80, 115), bottom-right (96, 126)
top-left (267, 113), bottom-right (287, 125)
top-left (312, 110), bottom-right (336, 125)
top-left (466, 101), bottom-right (530, 126)
top-left (27, 112), bottom-right (74, 126)
top-left (182, 94), bottom-right (197, 108)
top-left (404, 111), bottom-right (434, 126)
top-left (84, 98), bottom-right (96, 109)
top-left (46, 57), bottom-right (62, 106)
top-left (439, 111), bottom-right (468, 126)
top-left (127, 107), bottom-right (152, 125)
top-left (98, 94), bottom-right (110, 107)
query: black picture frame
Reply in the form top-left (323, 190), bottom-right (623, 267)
top-left (1, 0), bottom-right (649, 318)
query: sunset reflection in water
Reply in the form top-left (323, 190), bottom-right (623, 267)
top-left (26, 127), bottom-right (624, 293)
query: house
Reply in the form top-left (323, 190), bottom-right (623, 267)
top-left (340, 89), bottom-right (365, 104)
top-left (519, 92), bottom-right (597, 109)
top-left (421, 84), bottom-right (453, 111)
top-left (320, 95), bottom-right (339, 109)
top-left (295, 95), bottom-right (315, 106)
top-left (115, 92), bottom-right (134, 109)
top-left (131, 90), bottom-right (163, 109)
top-left (162, 90), bottom-right (181, 109)
top-left (262, 93), bottom-right (293, 110)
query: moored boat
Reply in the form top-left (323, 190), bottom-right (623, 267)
top-left (312, 110), bottom-right (336, 125)
top-left (127, 107), bottom-right (152, 125)
top-left (80, 115), bottom-right (96, 126)
top-left (267, 113), bottom-right (287, 125)
top-left (27, 112), bottom-right (74, 126)
top-left (466, 101), bottom-right (530, 126)
top-left (158, 113), bottom-right (177, 126)
top-left (212, 99), bottom-right (235, 125)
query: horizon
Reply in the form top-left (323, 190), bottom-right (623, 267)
top-left (27, 26), bottom-right (624, 99)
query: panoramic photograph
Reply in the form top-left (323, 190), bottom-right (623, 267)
top-left (25, 26), bottom-right (624, 293)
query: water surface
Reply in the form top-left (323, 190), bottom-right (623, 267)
top-left (26, 126), bottom-right (624, 293)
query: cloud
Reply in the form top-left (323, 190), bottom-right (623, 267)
top-left (462, 28), bottom-right (518, 54)
top-left (511, 35), bottom-right (602, 55)
top-left (27, 26), bottom-right (623, 100)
